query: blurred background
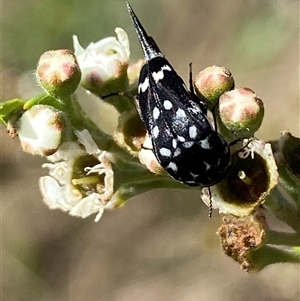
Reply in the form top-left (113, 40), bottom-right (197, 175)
top-left (1, 0), bottom-right (299, 300)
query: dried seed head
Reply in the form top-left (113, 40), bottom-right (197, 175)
top-left (217, 210), bottom-right (267, 272)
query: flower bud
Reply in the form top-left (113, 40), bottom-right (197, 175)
top-left (114, 110), bottom-right (146, 154)
top-left (194, 65), bottom-right (235, 110)
top-left (201, 139), bottom-right (278, 217)
top-left (73, 28), bottom-right (130, 96)
top-left (17, 105), bottom-right (68, 156)
top-left (219, 88), bottom-right (264, 138)
top-left (36, 50), bottom-right (81, 97)
top-left (138, 134), bottom-right (165, 174)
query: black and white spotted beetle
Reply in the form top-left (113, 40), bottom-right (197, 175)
top-left (127, 3), bottom-right (231, 188)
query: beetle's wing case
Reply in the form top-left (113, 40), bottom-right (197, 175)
top-left (126, 2), bottom-right (231, 187)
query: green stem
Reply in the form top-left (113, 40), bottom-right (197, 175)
top-left (264, 186), bottom-right (300, 233)
top-left (105, 155), bottom-right (199, 207)
top-left (110, 176), bottom-right (197, 208)
top-left (112, 156), bottom-right (188, 190)
top-left (266, 230), bottom-right (300, 246)
top-left (100, 95), bottom-right (135, 113)
top-left (277, 165), bottom-right (300, 213)
top-left (248, 245), bottom-right (300, 272)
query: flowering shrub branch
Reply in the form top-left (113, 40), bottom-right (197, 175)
top-left (1, 25), bottom-right (299, 272)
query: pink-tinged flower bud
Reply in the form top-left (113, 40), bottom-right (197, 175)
top-left (73, 28), bottom-right (130, 96)
top-left (219, 88), bottom-right (264, 138)
top-left (114, 110), bottom-right (146, 154)
top-left (201, 139), bottom-right (278, 217)
top-left (17, 105), bottom-right (67, 156)
top-left (36, 50), bottom-right (81, 97)
top-left (217, 210), bottom-right (267, 272)
top-left (194, 65), bottom-right (235, 110)
top-left (138, 134), bottom-right (165, 174)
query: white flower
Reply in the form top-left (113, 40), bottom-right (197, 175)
top-left (39, 129), bottom-right (114, 222)
top-left (73, 28), bottom-right (130, 90)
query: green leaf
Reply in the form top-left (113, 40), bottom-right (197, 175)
top-left (0, 98), bottom-right (25, 125)
top-left (248, 245), bottom-right (300, 272)
top-left (23, 94), bottom-right (63, 110)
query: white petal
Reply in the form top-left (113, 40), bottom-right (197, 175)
top-left (72, 35), bottom-right (85, 56)
top-left (115, 27), bottom-right (130, 58)
top-left (39, 176), bottom-right (80, 211)
top-left (69, 193), bottom-right (104, 220)
top-left (75, 129), bottom-right (101, 155)
top-left (91, 37), bottom-right (117, 50)
top-left (94, 209), bottom-right (105, 222)
top-left (46, 142), bottom-right (85, 162)
top-left (42, 161), bottom-right (68, 184)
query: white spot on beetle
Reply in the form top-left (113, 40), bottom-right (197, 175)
top-left (163, 100), bottom-right (173, 110)
top-left (172, 139), bottom-right (177, 149)
top-left (153, 126), bottom-right (159, 138)
top-left (185, 180), bottom-right (197, 185)
top-left (173, 148), bottom-right (181, 157)
top-left (200, 137), bottom-right (210, 149)
top-left (163, 65), bottom-right (172, 71)
top-left (183, 141), bottom-right (194, 148)
top-left (153, 107), bottom-right (160, 120)
top-left (152, 65), bottom-right (172, 83)
top-left (176, 108), bottom-right (186, 118)
top-left (190, 172), bottom-right (199, 179)
top-left (159, 147), bottom-right (171, 157)
top-left (152, 70), bottom-right (164, 82)
top-left (139, 77), bottom-right (149, 93)
top-left (178, 136), bottom-right (185, 142)
top-left (167, 162), bottom-right (178, 172)
top-left (189, 125), bottom-right (197, 139)
top-left (203, 161), bottom-right (211, 171)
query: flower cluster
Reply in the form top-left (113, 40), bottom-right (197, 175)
top-left (1, 19), bottom-right (299, 272)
